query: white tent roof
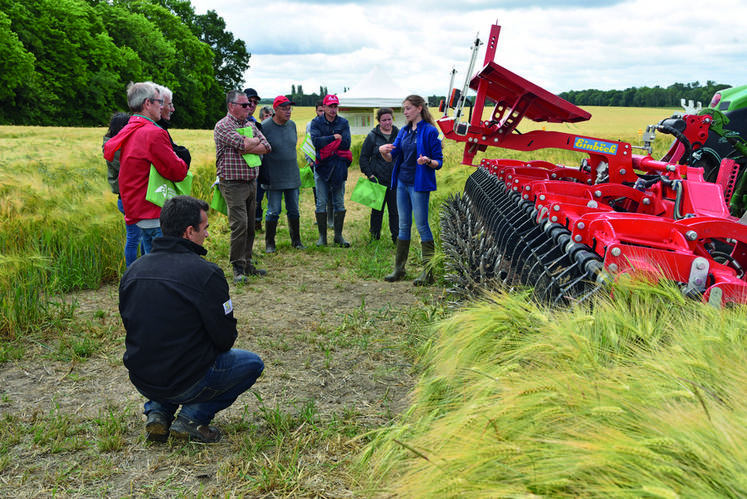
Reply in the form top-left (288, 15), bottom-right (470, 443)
top-left (338, 65), bottom-right (407, 108)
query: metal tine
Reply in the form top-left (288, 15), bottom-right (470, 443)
top-left (522, 237), bottom-right (565, 286)
top-left (522, 222), bottom-right (573, 285)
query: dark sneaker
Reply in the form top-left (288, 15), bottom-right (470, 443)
top-left (170, 416), bottom-right (222, 443)
top-left (145, 412), bottom-right (170, 442)
top-left (245, 263), bottom-right (267, 276)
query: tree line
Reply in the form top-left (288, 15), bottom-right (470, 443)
top-left (559, 81), bottom-right (731, 108)
top-left (285, 84), bottom-right (330, 107)
top-left (0, 0), bottom-right (737, 129)
top-left (0, 0), bottom-right (249, 129)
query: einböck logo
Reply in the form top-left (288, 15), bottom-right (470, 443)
top-left (573, 137), bottom-right (618, 155)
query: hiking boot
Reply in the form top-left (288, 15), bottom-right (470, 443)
top-left (233, 264), bottom-right (247, 284)
top-left (170, 416), bottom-right (222, 443)
top-left (145, 412), bottom-right (171, 442)
top-left (245, 261), bottom-right (267, 276)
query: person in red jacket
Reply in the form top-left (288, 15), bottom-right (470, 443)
top-left (103, 82), bottom-right (189, 255)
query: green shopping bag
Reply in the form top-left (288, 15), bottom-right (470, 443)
top-left (211, 185), bottom-right (227, 215)
top-left (300, 133), bottom-right (315, 160)
top-left (145, 165), bottom-right (193, 207)
top-left (350, 176), bottom-right (387, 210)
top-left (299, 165), bottom-right (315, 188)
top-left (237, 126), bottom-right (262, 167)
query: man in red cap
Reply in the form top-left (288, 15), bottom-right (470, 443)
top-left (309, 94), bottom-right (353, 247)
top-left (259, 96), bottom-right (306, 253)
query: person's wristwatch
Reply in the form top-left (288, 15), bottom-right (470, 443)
top-left (423, 157), bottom-right (430, 165)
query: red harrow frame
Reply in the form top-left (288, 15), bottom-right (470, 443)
top-left (438, 22), bottom-right (747, 306)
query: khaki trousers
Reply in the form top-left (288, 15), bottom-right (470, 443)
top-left (219, 179), bottom-right (257, 269)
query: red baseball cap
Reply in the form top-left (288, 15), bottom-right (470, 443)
top-left (323, 94), bottom-right (339, 106)
top-left (273, 95), bottom-right (295, 108)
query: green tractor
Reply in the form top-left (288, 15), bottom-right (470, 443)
top-left (685, 84), bottom-right (747, 216)
top-left (709, 84), bottom-right (747, 112)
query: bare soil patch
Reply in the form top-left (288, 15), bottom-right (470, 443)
top-left (0, 239), bottom-right (443, 497)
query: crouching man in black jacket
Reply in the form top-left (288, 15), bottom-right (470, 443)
top-left (119, 195), bottom-right (264, 443)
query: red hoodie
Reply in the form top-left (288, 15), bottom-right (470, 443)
top-left (103, 116), bottom-right (188, 224)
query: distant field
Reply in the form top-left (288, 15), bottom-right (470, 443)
top-left (0, 105), bottom-right (677, 167)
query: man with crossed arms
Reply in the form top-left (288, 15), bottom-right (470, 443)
top-left (214, 89), bottom-right (272, 282)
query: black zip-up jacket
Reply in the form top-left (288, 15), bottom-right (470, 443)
top-left (156, 118), bottom-right (192, 167)
top-left (359, 124), bottom-right (399, 188)
top-left (119, 236), bottom-right (237, 398)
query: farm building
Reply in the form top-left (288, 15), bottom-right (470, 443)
top-left (338, 65), bottom-right (407, 134)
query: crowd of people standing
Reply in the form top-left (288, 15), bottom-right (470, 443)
top-left (104, 83), bottom-right (442, 443)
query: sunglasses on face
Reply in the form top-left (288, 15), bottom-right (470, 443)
top-left (231, 101), bottom-right (256, 108)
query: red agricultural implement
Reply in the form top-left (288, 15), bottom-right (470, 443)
top-left (438, 22), bottom-right (747, 306)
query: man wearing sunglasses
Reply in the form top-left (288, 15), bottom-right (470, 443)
top-left (244, 88), bottom-right (267, 235)
top-left (214, 89), bottom-right (272, 282)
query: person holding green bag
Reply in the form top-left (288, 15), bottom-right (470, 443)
top-left (360, 107), bottom-right (399, 244)
top-left (214, 89), bottom-right (272, 282)
top-left (103, 82), bottom-right (189, 256)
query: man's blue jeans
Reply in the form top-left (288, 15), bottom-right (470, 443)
top-left (139, 227), bottom-right (162, 255)
top-left (117, 198), bottom-right (142, 267)
top-left (256, 184), bottom-right (265, 222)
top-left (396, 182), bottom-right (433, 242)
top-left (265, 188), bottom-right (300, 222)
top-left (314, 171), bottom-right (345, 212)
top-left (141, 349), bottom-right (264, 425)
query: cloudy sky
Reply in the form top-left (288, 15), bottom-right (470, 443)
top-left (188, 0), bottom-right (747, 101)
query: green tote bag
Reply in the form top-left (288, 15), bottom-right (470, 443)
top-left (145, 165), bottom-right (193, 207)
top-left (350, 176), bottom-right (387, 210)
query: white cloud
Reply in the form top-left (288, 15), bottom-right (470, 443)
top-left (189, 0), bottom-right (747, 100)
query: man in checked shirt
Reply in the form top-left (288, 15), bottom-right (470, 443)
top-left (214, 89), bottom-right (272, 282)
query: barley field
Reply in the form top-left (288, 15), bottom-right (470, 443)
top-left (4, 105), bottom-right (741, 497)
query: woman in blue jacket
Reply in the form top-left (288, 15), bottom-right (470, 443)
top-left (379, 94), bottom-right (443, 285)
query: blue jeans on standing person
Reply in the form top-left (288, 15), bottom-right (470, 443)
top-left (139, 226), bottom-right (162, 255)
top-left (397, 182), bottom-right (433, 242)
top-left (117, 198), bottom-right (142, 267)
top-left (313, 171), bottom-right (345, 212)
top-left (265, 188), bottom-right (300, 222)
top-left (255, 184), bottom-right (265, 223)
top-left (141, 349), bottom-right (264, 425)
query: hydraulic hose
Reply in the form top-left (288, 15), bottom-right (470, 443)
top-left (657, 123), bottom-right (693, 165)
